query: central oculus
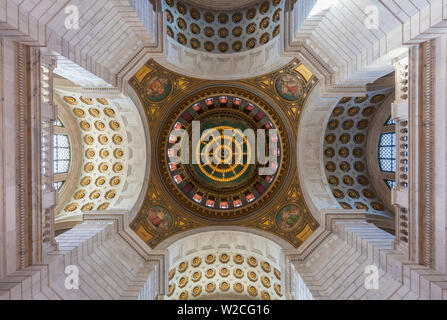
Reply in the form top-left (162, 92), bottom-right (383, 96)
top-left (158, 89), bottom-right (289, 220)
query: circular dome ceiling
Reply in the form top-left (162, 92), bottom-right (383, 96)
top-left (163, 0), bottom-right (283, 53)
top-left (157, 87), bottom-right (290, 221)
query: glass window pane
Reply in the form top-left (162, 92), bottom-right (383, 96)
top-left (378, 132), bottom-right (396, 173)
top-left (384, 180), bottom-right (395, 189)
top-left (54, 134), bottom-right (71, 174)
top-left (384, 116), bottom-right (395, 126)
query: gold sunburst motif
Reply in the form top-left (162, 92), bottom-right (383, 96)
top-left (113, 149), bottom-right (124, 159)
top-left (247, 285), bottom-right (258, 297)
top-left (104, 108), bottom-right (116, 118)
top-left (219, 253), bottom-right (230, 263)
top-left (169, 268), bottom-right (176, 280)
top-left (74, 190), bottom-right (86, 200)
top-left (191, 257), bottom-right (202, 267)
top-left (205, 254), bottom-right (216, 264)
top-left (85, 149), bottom-right (95, 159)
top-left (205, 268), bottom-right (215, 279)
top-left (219, 267), bottom-right (230, 278)
top-left (113, 162), bottom-right (123, 172)
top-left (233, 282), bottom-right (244, 293)
top-left (80, 176), bottom-right (92, 186)
top-left (247, 256), bottom-right (258, 267)
top-left (94, 121), bottom-right (106, 131)
top-left (274, 283), bottom-right (282, 296)
top-left (261, 291), bottom-right (271, 300)
top-left (63, 96), bottom-right (78, 105)
top-left (96, 98), bottom-right (109, 105)
top-left (104, 190), bottom-right (116, 199)
top-left (179, 291), bottom-right (188, 300)
top-left (95, 176), bottom-right (106, 187)
top-left (192, 271), bottom-right (202, 282)
top-left (99, 149), bottom-right (110, 159)
top-left (261, 261), bottom-right (272, 273)
top-left (248, 271), bottom-right (258, 282)
top-left (191, 286), bottom-right (202, 297)
top-left (89, 190), bottom-right (101, 200)
top-left (195, 126), bottom-right (251, 183)
top-left (274, 268), bottom-right (281, 280)
top-left (98, 135), bottom-right (109, 145)
top-left (80, 121), bottom-right (91, 131)
top-left (233, 268), bottom-right (244, 279)
top-left (109, 121), bottom-right (120, 131)
top-left (179, 276), bottom-right (188, 288)
top-left (219, 281), bottom-right (230, 292)
top-left (65, 203), bottom-right (79, 212)
top-left (261, 275), bottom-right (271, 288)
top-left (80, 96), bottom-right (94, 105)
top-left (110, 176), bottom-right (121, 186)
top-left (98, 203), bottom-right (110, 210)
top-left (178, 261), bottom-right (188, 273)
top-left (84, 162), bottom-right (95, 173)
top-left (113, 135), bottom-right (123, 145)
top-left (168, 283), bottom-right (175, 296)
top-left (72, 108), bottom-right (85, 118)
top-left (81, 203), bottom-right (94, 211)
top-left (99, 162), bottom-right (109, 173)
top-left (88, 108), bottom-right (100, 118)
top-left (205, 282), bottom-right (216, 293)
top-left (84, 135), bottom-right (94, 145)
top-left (233, 254), bottom-right (244, 264)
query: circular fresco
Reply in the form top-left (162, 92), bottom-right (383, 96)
top-left (275, 73), bottom-right (303, 101)
top-left (157, 87), bottom-right (290, 220)
top-left (146, 206), bottom-right (173, 231)
top-left (144, 74), bottom-right (172, 102)
top-left (275, 205), bottom-right (301, 232)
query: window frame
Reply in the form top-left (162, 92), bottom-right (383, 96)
top-left (377, 117), bottom-right (396, 188)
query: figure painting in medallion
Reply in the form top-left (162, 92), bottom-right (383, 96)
top-left (145, 75), bottom-right (172, 102)
top-left (275, 73), bottom-right (303, 101)
top-left (276, 205), bottom-right (301, 232)
top-left (146, 206), bottom-right (172, 231)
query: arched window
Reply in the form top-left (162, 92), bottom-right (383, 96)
top-left (53, 118), bottom-right (71, 191)
top-left (378, 117), bottom-right (396, 188)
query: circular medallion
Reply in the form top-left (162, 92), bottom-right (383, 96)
top-left (144, 74), bottom-right (172, 102)
top-left (275, 73), bottom-right (303, 101)
top-left (233, 268), bottom-right (244, 278)
top-left (247, 256), bottom-right (258, 267)
top-left (219, 253), bottom-right (230, 263)
top-left (191, 257), bottom-right (202, 267)
top-left (233, 254), bottom-right (244, 264)
top-left (146, 206), bottom-right (173, 231)
top-left (169, 268), bottom-right (176, 280)
top-left (205, 282), bottom-right (216, 293)
top-left (219, 281), bottom-right (230, 291)
top-left (63, 96), bottom-right (78, 105)
top-left (192, 271), bottom-right (202, 282)
top-left (158, 88), bottom-right (289, 221)
top-left (276, 205), bottom-right (301, 232)
top-left (233, 282), bottom-right (244, 293)
top-left (179, 261), bottom-right (188, 273)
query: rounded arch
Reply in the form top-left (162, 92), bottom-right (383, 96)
top-left (296, 82), bottom-right (340, 223)
top-left (53, 95), bottom-right (83, 223)
top-left (156, 226), bottom-right (294, 252)
top-left (158, 228), bottom-right (292, 300)
top-left (127, 85), bottom-right (152, 222)
top-left (52, 87), bottom-right (150, 227)
top-left (366, 93), bottom-right (395, 213)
